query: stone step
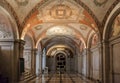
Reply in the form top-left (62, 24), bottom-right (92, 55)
top-left (19, 74), bottom-right (36, 83)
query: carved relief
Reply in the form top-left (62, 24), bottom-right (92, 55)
top-left (23, 51), bottom-right (31, 70)
top-left (112, 14), bottom-right (120, 37)
top-left (24, 40), bottom-right (31, 48)
top-left (94, 0), bottom-right (108, 6)
top-left (15, 0), bottom-right (29, 6)
top-left (0, 22), bottom-right (12, 39)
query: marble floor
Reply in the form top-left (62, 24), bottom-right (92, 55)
top-left (26, 72), bottom-right (94, 83)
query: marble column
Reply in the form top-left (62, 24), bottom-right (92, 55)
top-left (19, 39), bottom-right (25, 77)
top-left (82, 49), bottom-right (87, 77)
top-left (19, 40), bottom-right (25, 58)
top-left (102, 40), bottom-right (110, 83)
top-left (13, 39), bottom-right (21, 82)
top-left (86, 48), bottom-right (90, 78)
top-left (31, 48), bottom-right (38, 76)
top-left (17, 39), bottom-right (25, 81)
top-left (98, 42), bottom-right (103, 83)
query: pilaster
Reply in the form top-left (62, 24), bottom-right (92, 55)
top-left (102, 40), bottom-right (110, 83)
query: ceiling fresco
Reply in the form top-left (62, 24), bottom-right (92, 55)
top-left (81, 0), bottom-right (116, 22)
top-left (5, 0), bottom-right (43, 23)
top-left (2, 0), bottom-right (117, 23)
top-left (111, 14), bottom-right (120, 37)
top-left (20, 0), bottom-right (98, 44)
top-left (0, 0), bottom-right (119, 50)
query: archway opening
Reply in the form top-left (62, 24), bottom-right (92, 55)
top-left (56, 53), bottom-right (66, 73)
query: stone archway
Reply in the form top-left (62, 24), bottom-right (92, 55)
top-left (55, 53), bottom-right (66, 73)
top-left (103, 7), bottom-right (120, 83)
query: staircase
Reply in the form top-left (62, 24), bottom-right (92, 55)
top-left (19, 72), bottom-right (36, 83)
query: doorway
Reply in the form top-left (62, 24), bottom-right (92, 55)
top-left (56, 53), bottom-right (66, 73)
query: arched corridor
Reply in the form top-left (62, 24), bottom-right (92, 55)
top-left (0, 0), bottom-right (120, 83)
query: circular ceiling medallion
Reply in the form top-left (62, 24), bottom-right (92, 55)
top-left (94, 0), bottom-right (108, 6)
top-left (15, 0), bottom-right (29, 6)
top-left (50, 4), bottom-right (72, 19)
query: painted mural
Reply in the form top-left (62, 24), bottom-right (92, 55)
top-left (112, 14), bottom-right (120, 37)
top-left (80, 42), bottom-right (84, 52)
top-left (91, 34), bottom-right (98, 46)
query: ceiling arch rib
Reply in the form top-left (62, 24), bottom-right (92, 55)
top-left (21, 0), bottom-right (98, 42)
top-left (40, 35), bottom-right (83, 51)
top-left (46, 45), bottom-right (73, 57)
top-left (40, 35), bottom-right (82, 57)
top-left (21, 0), bottom-right (100, 28)
top-left (14, 0), bottom-right (114, 51)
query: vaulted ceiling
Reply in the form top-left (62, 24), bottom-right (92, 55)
top-left (0, 0), bottom-right (119, 54)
